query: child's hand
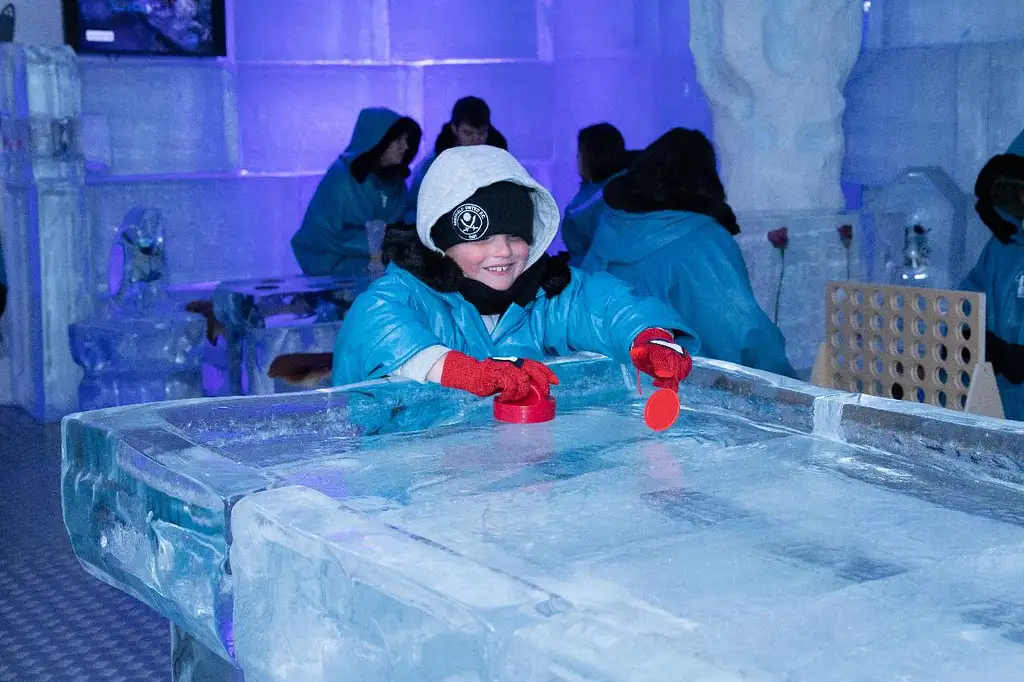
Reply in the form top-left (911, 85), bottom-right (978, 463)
top-left (440, 351), bottom-right (558, 401)
top-left (631, 328), bottom-right (693, 391)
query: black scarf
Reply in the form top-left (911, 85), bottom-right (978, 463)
top-left (458, 255), bottom-right (550, 315)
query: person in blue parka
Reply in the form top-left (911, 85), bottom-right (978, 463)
top-left (562, 123), bottom-right (635, 266)
top-left (404, 97), bottom-right (507, 224)
top-left (961, 134), bottom-right (1024, 421)
top-left (291, 107), bottom-right (422, 277)
top-left (331, 145), bottom-right (698, 401)
top-left (582, 128), bottom-right (796, 379)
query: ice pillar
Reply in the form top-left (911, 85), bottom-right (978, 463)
top-left (689, 0), bottom-right (862, 212)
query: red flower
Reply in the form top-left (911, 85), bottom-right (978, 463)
top-left (767, 226), bottom-right (789, 250)
top-left (838, 223), bottom-right (853, 248)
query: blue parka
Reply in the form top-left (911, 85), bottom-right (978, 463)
top-left (962, 136), bottom-right (1024, 421)
top-left (291, 108), bottom-right (412, 277)
top-left (582, 209), bottom-right (796, 378)
top-left (332, 145), bottom-right (695, 387)
top-left (562, 175), bottom-right (617, 267)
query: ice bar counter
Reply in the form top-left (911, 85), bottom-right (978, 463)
top-left (61, 355), bottom-right (1024, 681)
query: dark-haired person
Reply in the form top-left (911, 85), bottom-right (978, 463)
top-left (961, 128), bottom-right (1024, 421)
top-left (292, 107), bottom-right (421, 277)
top-left (563, 123), bottom-right (634, 265)
top-left (582, 128), bottom-right (796, 378)
top-left (405, 96), bottom-right (508, 223)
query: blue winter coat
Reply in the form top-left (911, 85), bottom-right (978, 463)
top-left (332, 263), bottom-right (695, 387)
top-left (292, 108), bottom-right (411, 277)
top-left (962, 228), bottom-right (1024, 421)
top-left (582, 209), bottom-right (796, 378)
top-left (562, 176), bottom-right (616, 267)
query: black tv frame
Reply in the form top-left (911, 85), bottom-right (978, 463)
top-left (62, 0), bottom-right (227, 57)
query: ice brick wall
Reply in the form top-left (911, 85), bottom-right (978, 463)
top-left (844, 0), bottom-right (1024, 267)
top-left (78, 0), bottom-right (711, 290)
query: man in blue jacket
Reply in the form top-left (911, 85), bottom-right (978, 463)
top-left (292, 107), bottom-right (421, 277)
top-left (332, 145), bottom-right (698, 399)
top-left (962, 129), bottom-right (1024, 421)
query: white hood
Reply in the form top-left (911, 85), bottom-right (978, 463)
top-left (415, 145), bottom-right (559, 269)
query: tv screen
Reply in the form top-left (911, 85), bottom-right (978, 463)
top-left (62, 0), bottom-right (227, 57)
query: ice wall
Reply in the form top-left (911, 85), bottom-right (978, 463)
top-left (79, 0), bottom-right (711, 290)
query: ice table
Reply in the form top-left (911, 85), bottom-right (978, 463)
top-left (211, 274), bottom-right (366, 395)
top-left (62, 355), bottom-right (1024, 680)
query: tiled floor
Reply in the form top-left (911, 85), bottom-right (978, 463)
top-left (0, 407), bottom-right (168, 681)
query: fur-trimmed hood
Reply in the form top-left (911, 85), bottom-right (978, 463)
top-left (975, 151), bottom-right (1024, 245)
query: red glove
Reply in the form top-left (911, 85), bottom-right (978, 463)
top-left (630, 328), bottom-right (693, 391)
top-left (440, 351), bottom-right (559, 401)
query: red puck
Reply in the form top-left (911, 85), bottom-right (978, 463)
top-left (644, 388), bottom-right (681, 431)
top-left (494, 383), bottom-right (556, 424)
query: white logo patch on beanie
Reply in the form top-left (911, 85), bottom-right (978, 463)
top-left (452, 203), bottom-right (489, 241)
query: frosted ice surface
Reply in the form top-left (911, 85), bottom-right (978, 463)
top-left (878, 0), bottom-right (1024, 48)
top-left (420, 62), bottom-right (555, 163)
top-left (388, 0), bottom-right (539, 61)
top-left (86, 175), bottom-right (320, 289)
top-left (233, 1), bottom-right (387, 63)
top-left (80, 59), bottom-right (236, 176)
top-left (236, 64), bottom-right (417, 173)
top-left (62, 356), bottom-right (1024, 679)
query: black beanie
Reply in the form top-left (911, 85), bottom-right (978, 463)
top-left (431, 181), bottom-right (534, 252)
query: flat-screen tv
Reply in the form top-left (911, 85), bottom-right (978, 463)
top-left (62, 0), bottom-right (227, 57)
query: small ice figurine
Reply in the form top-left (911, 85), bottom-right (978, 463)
top-left (895, 224), bottom-right (936, 287)
top-left (69, 207), bottom-right (206, 411)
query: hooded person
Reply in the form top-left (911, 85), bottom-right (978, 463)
top-left (961, 129), bottom-right (1024, 421)
top-left (582, 128), bottom-right (796, 379)
top-left (404, 96), bottom-right (508, 224)
top-left (291, 107), bottom-right (422, 277)
top-left (562, 123), bottom-right (636, 266)
top-left (331, 145), bottom-right (699, 400)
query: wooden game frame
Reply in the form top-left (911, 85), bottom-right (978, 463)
top-left (811, 282), bottom-right (1004, 419)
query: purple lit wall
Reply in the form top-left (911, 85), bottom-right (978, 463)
top-left (79, 0), bottom-right (711, 287)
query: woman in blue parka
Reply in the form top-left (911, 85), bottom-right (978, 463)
top-left (332, 145), bottom-right (698, 400)
top-left (582, 128), bottom-right (796, 379)
top-left (562, 123), bottom-right (635, 266)
top-left (291, 107), bottom-right (422, 277)
top-left (961, 136), bottom-right (1024, 421)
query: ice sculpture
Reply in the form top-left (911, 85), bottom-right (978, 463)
top-left (61, 355), bottom-right (1024, 681)
top-left (689, 0), bottom-right (862, 211)
top-left (69, 207), bottom-right (205, 411)
top-left (212, 274), bottom-right (365, 395)
top-left (864, 166), bottom-right (968, 290)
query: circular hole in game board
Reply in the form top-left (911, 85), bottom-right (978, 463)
top-left (959, 323), bottom-right (972, 342)
top-left (914, 364), bottom-right (926, 381)
top-left (832, 287), bottom-right (848, 305)
top-left (254, 284), bottom-right (279, 291)
top-left (871, 335), bottom-right (884, 354)
top-left (855, 378), bottom-right (865, 393)
top-left (853, 355), bottom-right (865, 372)
top-left (915, 387), bottom-right (926, 403)
top-left (830, 330), bottom-right (845, 349)
top-left (872, 291), bottom-right (885, 309)
top-left (891, 316), bottom-right (905, 334)
top-left (834, 352), bottom-right (847, 370)
top-left (934, 367), bottom-right (948, 385)
top-left (832, 373), bottom-right (844, 390)
top-left (960, 394), bottom-right (968, 409)
top-left (831, 309), bottom-right (846, 326)
top-left (871, 314), bottom-right (885, 331)
top-left (960, 298), bottom-right (972, 317)
top-left (937, 391), bottom-right (947, 408)
top-left (935, 320), bottom-right (949, 339)
top-left (872, 379), bottom-right (884, 395)
top-left (852, 311), bottom-right (865, 329)
top-left (853, 290), bottom-right (865, 306)
top-left (891, 360), bottom-right (905, 378)
top-left (915, 295), bottom-right (927, 313)
top-left (891, 293), bottom-right (905, 311)
top-left (959, 370), bottom-right (971, 389)
top-left (890, 338), bottom-right (905, 356)
top-left (935, 296), bottom-right (949, 316)
top-left (914, 318), bottom-right (927, 336)
top-left (260, 278), bottom-right (284, 284)
top-left (891, 383), bottom-right (905, 400)
top-left (960, 346), bottom-right (972, 365)
top-left (873, 358), bottom-right (884, 375)
top-left (934, 343), bottom-right (948, 362)
top-left (914, 342), bottom-right (927, 359)
top-left (850, 333), bottom-right (865, 350)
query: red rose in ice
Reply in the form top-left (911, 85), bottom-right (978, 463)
top-left (838, 223), bottom-right (853, 248)
top-left (767, 226), bottom-right (789, 250)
